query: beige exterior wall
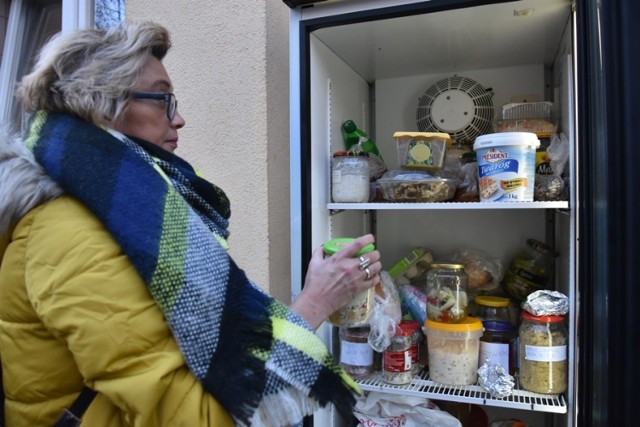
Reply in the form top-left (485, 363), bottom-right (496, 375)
top-left (127, 1), bottom-right (292, 302)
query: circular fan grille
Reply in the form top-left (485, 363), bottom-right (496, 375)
top-left (416, 75), bottom-right (494, 144)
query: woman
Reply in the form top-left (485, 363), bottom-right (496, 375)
top-left (0, 21), bottom-right (381, 426)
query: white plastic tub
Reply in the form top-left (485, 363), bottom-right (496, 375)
top-left (473, 132), bottom-right (540, 202)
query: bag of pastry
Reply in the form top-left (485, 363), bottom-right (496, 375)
top-left (451, 248), bottom-right (503, 292)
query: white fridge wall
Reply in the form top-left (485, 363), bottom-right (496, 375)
top-left (374, 64), bottom-right (545, 166)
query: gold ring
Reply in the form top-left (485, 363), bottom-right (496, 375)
top-left (364, 267), bottom-right (371, 280)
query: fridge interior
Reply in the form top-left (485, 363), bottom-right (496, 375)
top-left (293, 0), bottom-right (576, 425)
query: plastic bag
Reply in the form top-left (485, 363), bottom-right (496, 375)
top-left (452, 161), bottom-right (480, 202)
top-left (354, 392), bottom-right (462, 427)
top-left (368, 271), bottom-right (402, 352)
top-left (451, 248), bottom-right (503, 292)
top-left (398, 284), bottom-right (427, 325)
top-left (535, 133), bottom-right (569, 201)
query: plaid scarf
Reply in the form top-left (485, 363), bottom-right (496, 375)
top-left (25, 111), bottom-right (359, 426)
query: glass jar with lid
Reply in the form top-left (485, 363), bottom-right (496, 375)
top-left (339, 326), bottom-right (373, 379)
top-left (472, 295), bottom-right (512, 324)
top-left (331, 151), bottom-right (369, 203)
top-left (503, 239), bottom-right (558, 302)
top-left (519, 312), bottom-right (568, 394)
top-left (479, 320), bottom-right (517, 375)
top-left (425, 263), bottom-right (469, 323)
top-left (382, 323), bottom-right (414, 385)
top-left (400, 319), bottom-right (422, 375)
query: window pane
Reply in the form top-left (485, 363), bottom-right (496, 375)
top-left (95, 0), bottom-right (125, 29)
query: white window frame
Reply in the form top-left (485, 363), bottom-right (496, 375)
top-left (0, 0), bottom-right (93, 125)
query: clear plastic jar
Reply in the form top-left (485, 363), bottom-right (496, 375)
top-left (424, 317), bottom-right (483, 385)
top-left (479, 320), bottom-right (517, 375)
top-left (503, 239), bottom-right (558, 302)
top-left (323, 238), bottom-right (376, 327)
top-left (519, 312), bottom-right (567, 394)
top-left (331, 151), bottom-right (369, 203)
top-left (339, 326), bottom-right (373, 379)
top-left (425, 263), bottom-right (469, 323)
top-left (383, 323), bottom-right (414, 385)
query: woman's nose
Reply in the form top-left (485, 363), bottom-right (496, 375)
top-left (172, 111), bottom-right (186, 129)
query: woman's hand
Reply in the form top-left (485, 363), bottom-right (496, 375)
top-left (290, 234), bottom-right (382, 330)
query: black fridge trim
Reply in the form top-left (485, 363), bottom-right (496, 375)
top-left (576, 0), bottom-right (640, 425)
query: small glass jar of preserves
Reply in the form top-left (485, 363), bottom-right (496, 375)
top-left (331, 151), bottom-right (369, 203)
top-left (383, 323), bottom-right (414, 385)
top-left (519, 312), bottom-right (568, 394)
top-left (472, 296), bottom-right (512, 324)
top-left (503, 239), bottom-right (558, 302)
top-left (339, 326), bottom-right (373, 379)
top-left (425, 263), bottom-right (469, 323)
top-left (479, 320), bottom-right (517, 375)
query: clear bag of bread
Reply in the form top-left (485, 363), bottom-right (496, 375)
top-left (368, 271), bottom-right (403, 352)
top-left (451, 248), bottom-right (503, 292)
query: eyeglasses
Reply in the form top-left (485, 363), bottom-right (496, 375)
top-left (130, 92), bottom-right (178, 121)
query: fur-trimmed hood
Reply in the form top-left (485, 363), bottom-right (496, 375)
top-left (0, 126), bottom-right (63, 239)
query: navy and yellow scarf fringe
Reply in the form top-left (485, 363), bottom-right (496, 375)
top-left (26, 111), bottom-right (359, 426)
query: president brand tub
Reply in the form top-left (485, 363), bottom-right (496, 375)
top-left (473, 132), bottom-right (540, 202)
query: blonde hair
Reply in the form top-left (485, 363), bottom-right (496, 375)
top-left (15, 21), bottom-right (171, 124)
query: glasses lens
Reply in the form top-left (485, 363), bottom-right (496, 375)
top-left (167, 94), bottom-right (177, 120)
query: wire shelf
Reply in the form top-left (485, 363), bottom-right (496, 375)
top-left (356, 368), bottom-right (567, 414)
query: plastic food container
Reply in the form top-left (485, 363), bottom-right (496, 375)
top-left (473, 132), bottom-right (540, 202)
top-left (323, 238), bottom-right (376, 327)
top-left (424, 317), bottom-right (483, 385)
top-left (493, 102), bottom-right (557, 136)
top-left (377, 170), bottom-right (458, 202)
top-left (394, 131), bottom-right (451, 171)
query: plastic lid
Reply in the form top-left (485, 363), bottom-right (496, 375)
top-left (332, 150), bottom-right (367, 158)
top-left (473, 132), bottom-right (540, 150)
top-left (521, 311), bottom-right (565, 323)
top-left (342, 120), bottom-right (357, 133)
top-left (482, 320), bottom-right (515, 332)
top-left (323, 238), bottom-right (375, 257)
top-left (429, 262), bottom-right (465, 270)
top-left (394, 322), bottom-right (414, 336)
top-left (424, 317), bottom-right (483, 332)
top-left (393, 131), bottom-right (451, 140)
top-left (401, 319), bottom-right (420, 330)
top-left (475, 296), bottom-right (510, 308)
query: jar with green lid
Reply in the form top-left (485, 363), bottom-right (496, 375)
top-left (472, 296), bottom-right (512, 324)
top-left (331, 151), bottom-right (369, 203)
top-left (503, 239), bottom-right (558, 302)
top-left (425, 263), bottom-right (469, 323)
top-left (323, 238), bottom-right (376, 327)
top-left (519, 312), bottom-right (567, 394)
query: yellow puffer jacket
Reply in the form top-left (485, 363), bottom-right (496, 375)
top-left (0, 136), bottom-right (233, 426)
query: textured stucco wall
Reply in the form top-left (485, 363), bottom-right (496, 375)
top-left (126, 1), bottom-right (291, 302)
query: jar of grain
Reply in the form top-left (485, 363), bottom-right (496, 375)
top-left (519, 312), bottom-right (567, 394)
top-left (331, 151), bottom-right (369, 203)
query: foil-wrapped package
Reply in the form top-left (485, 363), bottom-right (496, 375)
top-left (478, 361), bottom-right (515, 398)
top-left (522, 290), bottom-right (569, 316)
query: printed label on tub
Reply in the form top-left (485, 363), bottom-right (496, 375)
top-left (476, 146), bottom-right (536, 202)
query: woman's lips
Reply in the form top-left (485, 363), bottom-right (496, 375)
top-left (164, 139), bottom-right (178, 151)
